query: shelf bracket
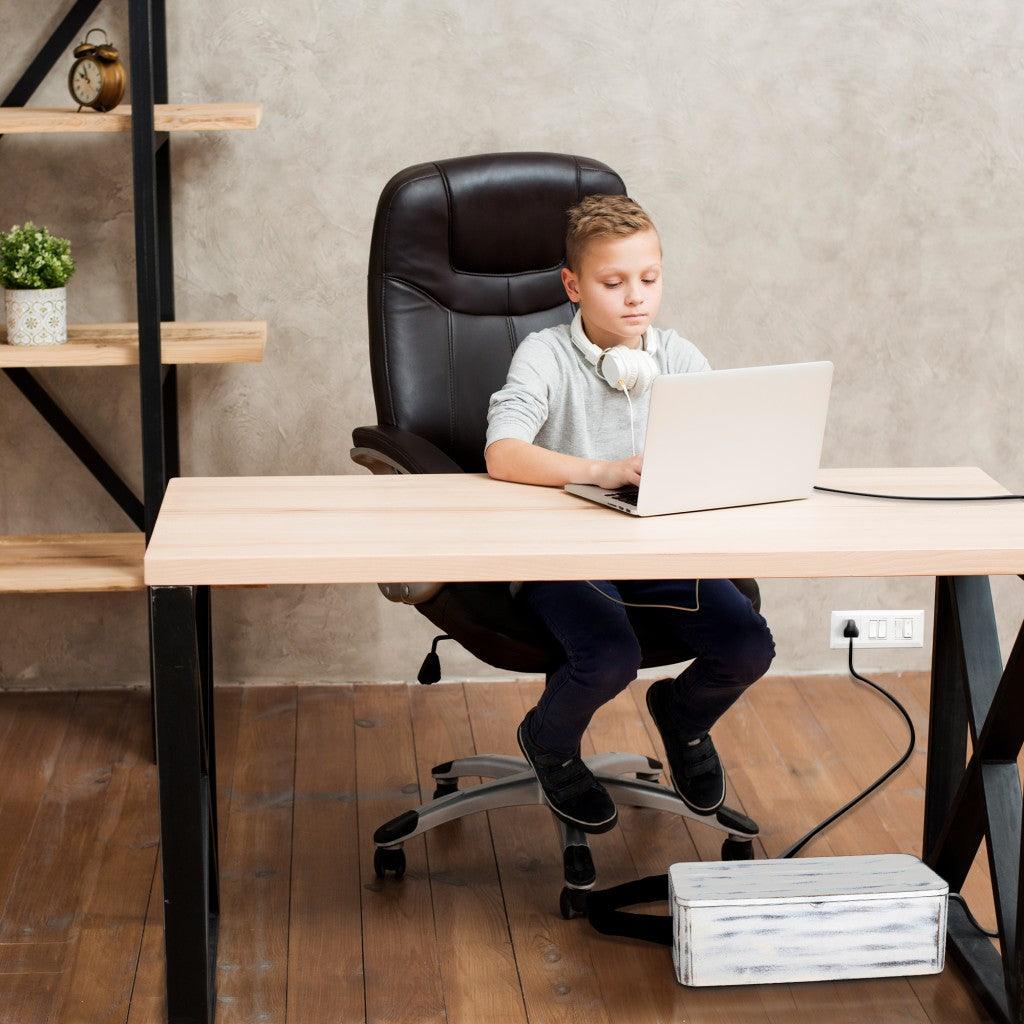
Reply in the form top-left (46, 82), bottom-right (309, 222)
top-left (0, 0), bottom-right (103, 138)
top-left (2, 368), bottom-right (145, 529)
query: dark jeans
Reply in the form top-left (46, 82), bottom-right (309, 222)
top-left (516, 578), bottom-right (776, 757)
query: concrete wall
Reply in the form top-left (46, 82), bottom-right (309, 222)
top-left (1, 0), bottom-right (1021, 690)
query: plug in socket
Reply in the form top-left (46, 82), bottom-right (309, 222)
top-left (830, 610), bottom-right (925, 649)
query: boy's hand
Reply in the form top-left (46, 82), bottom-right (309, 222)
top-left (591, 454), bottom-right (643, 490)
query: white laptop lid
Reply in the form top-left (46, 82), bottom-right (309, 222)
top-left (636, 360), bottom-right (833, 515)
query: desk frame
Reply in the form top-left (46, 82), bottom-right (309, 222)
top-left (149, 574), bottom-right (1024, 1024)
top-left (925, 575), bottom-right (1024, 1022)
top-left (151, 585), bottom-right (219, 1024)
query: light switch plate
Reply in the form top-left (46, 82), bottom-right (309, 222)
top-left (830, 610), bottom-right (925, 649)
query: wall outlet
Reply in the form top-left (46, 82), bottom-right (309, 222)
top-left (829, 610), bottom-right (925, 649)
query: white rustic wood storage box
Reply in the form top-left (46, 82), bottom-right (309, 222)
top-left (668, 853), bottom-right (948, 987)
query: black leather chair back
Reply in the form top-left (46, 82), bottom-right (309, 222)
top-left (366, 152), bottom-right (626, 472)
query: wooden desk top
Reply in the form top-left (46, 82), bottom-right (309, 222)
top-left (143, 467), bottom-right (1024, 586)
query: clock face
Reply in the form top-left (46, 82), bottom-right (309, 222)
top-left (72, 58), bottom-right (102, 104)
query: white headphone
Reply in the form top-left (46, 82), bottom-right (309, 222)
top-left (568, 308), bottom-right (660, 398)
top-left (568, 309), bottom-right (660, 455)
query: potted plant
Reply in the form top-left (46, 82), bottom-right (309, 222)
top-left (1, 222), bottom-right (75, 346)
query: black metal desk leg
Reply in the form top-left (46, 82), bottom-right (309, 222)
top-left (923, 576), bottom-right (969, 861)
top-left (150, 585), bottom-right (218, 1024)
top-left (196, 584), bottom-right (219, 918)
top-left (924, 574), bottom-right (1024, 1023)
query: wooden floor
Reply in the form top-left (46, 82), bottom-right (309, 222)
top-left (0, 673), bottom-right (1002, 1024)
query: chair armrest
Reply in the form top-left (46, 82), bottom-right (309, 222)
top-left (350, 424), bottom-right (463, 476)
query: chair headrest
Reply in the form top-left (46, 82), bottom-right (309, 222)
top-left (372, 152), bottom-right (626, 315)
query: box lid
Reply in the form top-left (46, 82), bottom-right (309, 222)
top-left (669, 854), bottom-right (948, 908)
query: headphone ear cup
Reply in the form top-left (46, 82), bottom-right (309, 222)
top-left (635, 351), bottom-right (660, 395)
top-left (597, 349), bottom-right (625, 389)
top-left (599, 347), bottom-right (660, 395)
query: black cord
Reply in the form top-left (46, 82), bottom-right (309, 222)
top-left (778, 633), bottom-right (915, 858)
top-left (813, 485), bottom-right (1023, 501)
top-left (948, 893), bottom-right (999, 938)
top-left (776, 623), bottom-right (998, 938)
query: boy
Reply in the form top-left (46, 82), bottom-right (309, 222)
top-left (484, 194), bottom-right (776, 834)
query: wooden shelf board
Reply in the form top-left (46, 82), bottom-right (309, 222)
top-left (0, 102), bottom-right (261, 134)
top-left (0, 321), bottom-right (267, 366)
top-left (0, 533), bottom-right (144, 593)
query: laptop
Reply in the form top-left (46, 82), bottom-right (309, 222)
top-left (564, 360), bottom-right (833, 517)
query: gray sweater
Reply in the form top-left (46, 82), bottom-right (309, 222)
top-left (485, 311), bottom-right (712, 596)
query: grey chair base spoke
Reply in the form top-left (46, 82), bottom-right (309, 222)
top-left (432, 751), bottom-right (657, 784)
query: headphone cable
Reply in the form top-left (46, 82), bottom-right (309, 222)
top-left (584, 578), bottom-right (700, 613)
top-left (622, 386), bottom-right (638, 456)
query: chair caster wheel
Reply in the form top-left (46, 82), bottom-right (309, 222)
top-left (433, 780), bottom-right (458, 799)
top-left (559, 886), bottom-right (588, 920)
top-left (636, 771), bottom-right (661, 783)
top-left (374, 845), bottom-right (406, 879)
top-left (722, 838), bottom-right (754, 861)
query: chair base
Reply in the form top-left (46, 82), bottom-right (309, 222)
top-left (372, 752), bottom-right (760, 919)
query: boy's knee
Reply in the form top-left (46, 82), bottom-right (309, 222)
top-left (573, 637), bottom-right (642, 691)
top-left (729, 618), bottom-right (776, 684)
top-left (737, 622), bottom-right (774, 679)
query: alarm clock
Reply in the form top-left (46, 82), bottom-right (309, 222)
top-left (67, 28), bottom-right (126, 113)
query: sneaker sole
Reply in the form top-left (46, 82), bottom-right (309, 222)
top-left (516, 723), bottom-right (618, 834)
top-left (645, 685), bottom-right (726, 816)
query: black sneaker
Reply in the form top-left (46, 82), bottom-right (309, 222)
top-left (516, 709), bottom-right (618, 834)
top-left (645, 677), bottom-right (726, 814)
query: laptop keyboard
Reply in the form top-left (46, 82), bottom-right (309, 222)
top-left (605, 485), bottom-right (639, 506)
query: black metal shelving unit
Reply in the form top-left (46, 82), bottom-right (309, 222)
top-left (2, 1), bottom-right (156, 532)
top-left (0, 0), bottom-right (254, 753)
top-left (2, 0), bottom-right (184, 743)
top-left (2, 5), bottom-right (260, 1019)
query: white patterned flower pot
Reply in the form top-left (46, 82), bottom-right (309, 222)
top-left (4, 286), bottom-right (68, 346)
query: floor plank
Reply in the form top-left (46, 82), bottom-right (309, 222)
top-left (0, 691), bottom-right (131, 945)
top-left (354, 683), bottom-right (446, 1024)
top-left (0, 941), bottom-right (66, 975)
top-left (463, 681), bottom-right (615, 1024)
top-left (409, 682), bottom-right (529, 1024)
top-left (215, 687), bottom-right (296, 1024)
top-left (0, 693), bottom-right (79, 930)
top-left (0, 971), bottom-right (63, 1024)
top-left (286, 686), bottom-right (364, 1023)
top-left (50, 691), bottom-right (160, 1024)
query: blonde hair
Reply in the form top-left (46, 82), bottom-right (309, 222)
top-left (564, 194), bottom-right (658, 272)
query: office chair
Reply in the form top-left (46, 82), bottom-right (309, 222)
top-left (350, 152), bottom-right (760, 918)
